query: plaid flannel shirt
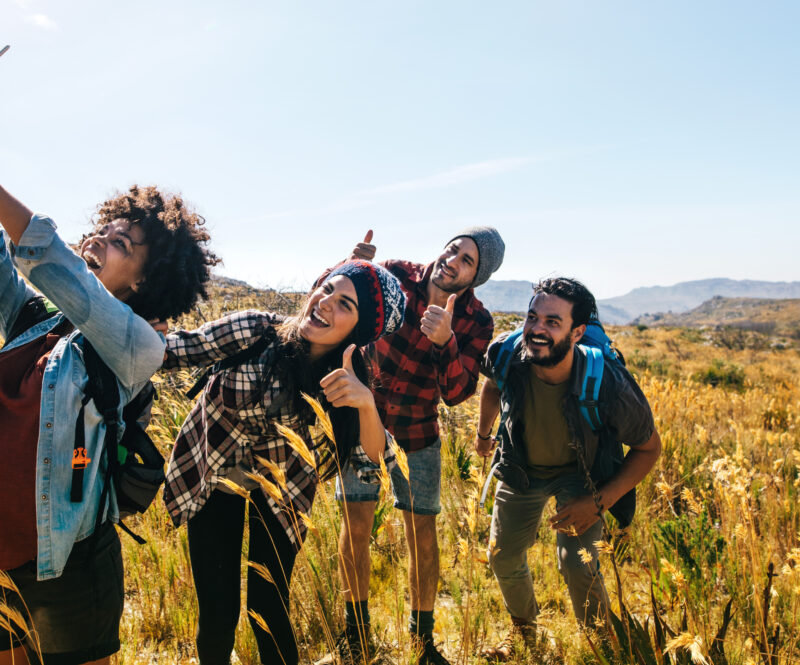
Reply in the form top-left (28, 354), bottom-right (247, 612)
top-left (162, 310), bottom-right (390, 548)
top-left (367, 260), bottom-right (493, 451)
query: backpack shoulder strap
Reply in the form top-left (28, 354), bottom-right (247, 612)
top-left (185, 329), bottom-right (276, 399)
top-left (71, 340), bottom-right (121, 503)
top-left (577, 344), bottom-right (605, 431)
top-left (493, 328), bottom-right (524, 393)
top-left (3, 295), bottom-right (59, 348)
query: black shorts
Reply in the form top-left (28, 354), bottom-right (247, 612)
top-left (2, 522), bottom-right (124, 665)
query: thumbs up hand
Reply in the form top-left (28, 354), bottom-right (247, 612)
top-left (320, 344), bottom-right (375, 409)
top-left (349, 229), bottom-right (376, 262)
top-left (420, 294), bottom-right (456, 347)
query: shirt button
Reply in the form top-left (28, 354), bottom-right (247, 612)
top-left (43, 458), bottom-right (50, 464)
top-left (41, 494), bottom-right (48, 502)
top-left (48, 384), bottom-right (55, 390)
top-left (45, 422), bottom-right (52, 428)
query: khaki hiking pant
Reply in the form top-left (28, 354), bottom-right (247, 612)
top-left (487, 475), bottom-right (610, 627)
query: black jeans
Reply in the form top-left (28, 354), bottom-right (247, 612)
top-left (188, 489), bottom-right (299, 665)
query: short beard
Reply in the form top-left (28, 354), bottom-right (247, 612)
top-left (522, 334), bottom-right (573, 368)
top-left (431, 274), bottom-right (471, 294)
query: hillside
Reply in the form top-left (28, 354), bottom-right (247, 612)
top-left (632, 295), bottom-right (800, 338)
top-left (598, 278), bottom-right (800, 323)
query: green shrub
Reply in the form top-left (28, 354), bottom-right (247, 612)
top-left (692, 358), bottom-right (745, 390)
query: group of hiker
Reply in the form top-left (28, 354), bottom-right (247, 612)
top-left (0, 183), bottom-right (661, 665)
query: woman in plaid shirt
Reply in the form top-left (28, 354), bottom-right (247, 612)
top-left (162, 260), bottom-right (405, 665)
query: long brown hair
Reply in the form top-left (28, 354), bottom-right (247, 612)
top-left (268, 313), bottom-right (371, 481)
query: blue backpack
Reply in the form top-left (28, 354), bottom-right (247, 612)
top-left (479, 318), bottom-right (628, 508)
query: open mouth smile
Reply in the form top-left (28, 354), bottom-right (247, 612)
top-left (82, 249), bottom-right (104, 270)
top-left (526, 336), bottom-right (552, 347)
top-left (436, 263), bottom-right (456, 279)
top-left (309, 308), bottom-right (330, 328)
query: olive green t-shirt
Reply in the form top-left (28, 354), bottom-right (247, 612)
top-left (522, 370), bottom-right (578, 479)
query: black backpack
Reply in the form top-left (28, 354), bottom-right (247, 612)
top-left (4, 296), bottom-right (165, 544)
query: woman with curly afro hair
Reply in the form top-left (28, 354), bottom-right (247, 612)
top-left (0, 183), bottom-right (218, 665)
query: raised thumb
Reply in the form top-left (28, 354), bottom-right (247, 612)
top-left (342, 344), bottom-right (356, 372)
top-left (445, 293), bottom-right (457, 315)
top-left (363, 229), bottom-right (373, 244)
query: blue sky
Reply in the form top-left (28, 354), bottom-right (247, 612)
top-left (1, 0), bottom-right (798, 298)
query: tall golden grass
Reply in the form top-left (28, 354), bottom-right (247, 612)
top-left (4, 288), bottom-right (799, 664)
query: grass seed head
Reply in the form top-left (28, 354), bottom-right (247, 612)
top-left (301, 392), bottom-right (335, 442)
top-left (255, 455), bottom-right (287, 490)
top-left (217, 477), bottom-right (249, 498)
top-left (274, 421), bottom-right (317, 470)
top-left (245, 471), bottom-right (284, 504)
top-left (392, 441), bottom-right (410, 481)
top-left (664, 633), bottom-right (709, 665)
top-left (248, 609), bottom-right (272, 634)
top-left (247, 561), bottom-right (275, 585)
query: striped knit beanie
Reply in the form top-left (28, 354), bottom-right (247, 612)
top-left (325, 260), bottom-right (406, 345)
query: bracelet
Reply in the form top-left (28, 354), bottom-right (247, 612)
top-left (476, 431), bottom-right (492, 441)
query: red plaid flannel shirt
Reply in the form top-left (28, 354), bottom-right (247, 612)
top-left (366, 260), bottom-right (493, 451)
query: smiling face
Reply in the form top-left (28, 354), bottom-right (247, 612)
top-left (431, 237), bottom-right (479, 294)
top-left (298, 275), bottom-right (360, 360)
top-left (79, 218), bottom-right (149, 302)
top-left (522, 293), bottom-right (585, 367)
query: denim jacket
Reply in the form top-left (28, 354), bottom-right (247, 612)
top-left (0, 214), bottom-right (165, 580)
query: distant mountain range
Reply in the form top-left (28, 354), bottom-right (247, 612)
top-left (632, 296), bottom-right (800, 337)
top-left (475, 278), bottom-right (800, 324)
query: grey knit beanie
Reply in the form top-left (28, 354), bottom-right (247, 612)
top-left (447, 226), bottom-right (505, 287)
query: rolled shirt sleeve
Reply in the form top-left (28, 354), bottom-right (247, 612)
top-left (348, 429), bottom-right (397, 484)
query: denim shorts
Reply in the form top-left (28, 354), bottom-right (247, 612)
top-left (335, 439), bottom-right (442, 515)
top-left (2, 522), bottom-right (124, 665)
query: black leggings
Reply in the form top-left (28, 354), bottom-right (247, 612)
top-left (188, 489), bottom-right (299, 665)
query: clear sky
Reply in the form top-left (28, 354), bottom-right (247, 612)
top-left (2, 0), bottom-right (798, 298)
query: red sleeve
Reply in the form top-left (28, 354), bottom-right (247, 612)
top-left (312, 259), bottom-right (347, 289)
top-left (430, 310), bottom-right (493, 406)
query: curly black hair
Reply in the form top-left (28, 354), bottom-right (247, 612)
top-left (531, 277), bottom-right (598, 328)
top-left (82, 185), bottom-right (220, 321)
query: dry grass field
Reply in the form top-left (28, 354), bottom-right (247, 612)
top-left (5, 284), bottom-right (800, 664)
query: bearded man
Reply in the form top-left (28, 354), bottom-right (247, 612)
top-left (475, 277), bottom-right (661, 661)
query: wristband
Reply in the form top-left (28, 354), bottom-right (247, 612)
top-left (477, 431), bottom-right (492, 441)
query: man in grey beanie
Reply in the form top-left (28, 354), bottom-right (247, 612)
top-left (317, 227), bottom-right (504, 665)
top-left (445, 226), bottom-right (505, 289)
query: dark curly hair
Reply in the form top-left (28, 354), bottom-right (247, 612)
top-left (81, 185), bottom-right (220, 321)
top-left (531, 277), bottom-right (598, 328)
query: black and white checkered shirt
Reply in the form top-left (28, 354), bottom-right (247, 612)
top-left (162, 310), bottom-right (390, 548)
